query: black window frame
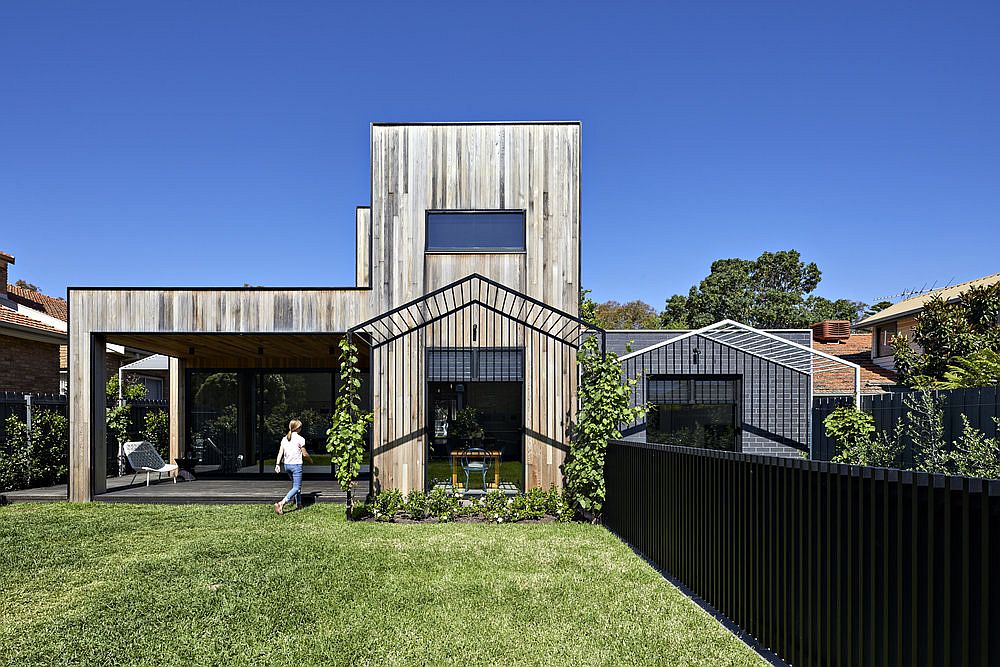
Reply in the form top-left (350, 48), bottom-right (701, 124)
top-left (424, 209), bottom-right (527, 253)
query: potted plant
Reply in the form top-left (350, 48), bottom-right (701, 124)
top-left (452, 406), bottom-right (484, 446)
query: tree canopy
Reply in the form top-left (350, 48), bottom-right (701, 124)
top-left (583, 249), bottom-right (866, 332)
top-left (662, 250), bottom-right (866, 329)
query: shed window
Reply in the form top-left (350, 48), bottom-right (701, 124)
top-left (426, 211), bottom-right (525, 252)
top-left (646, 375), bottom-right (739, 451)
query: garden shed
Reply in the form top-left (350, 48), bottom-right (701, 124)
top-left (615, 320), bottom-right (861, 457)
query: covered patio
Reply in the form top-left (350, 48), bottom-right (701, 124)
top-left (82, 330), bottom-right (370, 498)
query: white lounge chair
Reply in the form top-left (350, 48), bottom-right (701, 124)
top-left (123, 441), bottom-right (178, 486)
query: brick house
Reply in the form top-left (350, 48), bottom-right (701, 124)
top-left (811, 332), bottom-right (897, 395)
top-left (0, 252), bottom-right (66, 393)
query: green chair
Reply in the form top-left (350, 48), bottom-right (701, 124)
top-left (461, 448), bottom-right (491, 491)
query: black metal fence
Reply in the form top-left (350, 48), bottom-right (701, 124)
top-left (0, 392), bottom-right (168, 477)
top-left (605, 439), bottom-right (1000, 667)
top-left (813, 386), bottom-right (1000, 463)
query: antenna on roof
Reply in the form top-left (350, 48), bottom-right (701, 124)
top-left (874, 278), bottom-right (952, 304)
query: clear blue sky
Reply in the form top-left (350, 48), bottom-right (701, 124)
top-left (2, 1), bottom-right (998, 308)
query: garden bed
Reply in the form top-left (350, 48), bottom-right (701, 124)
top-left (359, 486), bottom-right (574, 523)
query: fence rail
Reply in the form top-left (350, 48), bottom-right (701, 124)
top-left (813, 386), bottom-right (1000, 463)
top-left (605, 439), bottom-right (1000, 667)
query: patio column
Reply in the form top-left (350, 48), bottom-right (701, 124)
top-left (168, 357), bottom-right (186, 474)
top-left (69, 333), bottom-right (107, 501)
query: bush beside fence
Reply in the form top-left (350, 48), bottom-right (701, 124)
top-left (0, 392), bottom-right (168, 489)
top-left (813, 386), bottom-right (1000, 464)
top-left (605, 439), bottom-right (1000, 667)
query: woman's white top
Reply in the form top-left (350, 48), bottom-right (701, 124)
top-left (278, 433), bottom-right (306, 465)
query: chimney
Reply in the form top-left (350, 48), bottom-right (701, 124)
top-left (0, 251), bottom-right (13, 299)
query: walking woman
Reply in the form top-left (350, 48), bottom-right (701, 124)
top-left (274, 419), bottom-right (313, 514)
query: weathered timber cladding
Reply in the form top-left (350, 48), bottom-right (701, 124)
top-left (69, 122), bottom-right (582, 500)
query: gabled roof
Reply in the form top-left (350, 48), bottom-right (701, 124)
top-left (349, 273), bottom-right (602, 348)
top-left (619, 319), bottom-right (863, 405)
top-left (857, 271), bottom-right (1000, 328)
top-left (6, 284), bottom-right (68, 321)
top-left (0, 306), bottom-right (66, 338)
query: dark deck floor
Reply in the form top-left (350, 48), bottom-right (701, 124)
top-left (2, 476), bottom-right (364, 505)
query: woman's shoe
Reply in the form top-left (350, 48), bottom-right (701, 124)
top-left (274, 502), bottom-right (283, 515)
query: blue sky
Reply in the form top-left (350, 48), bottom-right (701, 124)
top-left (2, 1), bottom-right (998, 308)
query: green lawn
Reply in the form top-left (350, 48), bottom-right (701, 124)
top-left (0, 504), bottom-right (762, 667)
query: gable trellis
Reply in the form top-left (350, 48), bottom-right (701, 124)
top-left (347, 273), bottom-right (604, 493)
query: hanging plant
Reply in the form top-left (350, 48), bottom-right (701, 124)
top-left (327, 336), bottom-right (373, 520)
top-left (563, 335), bottom-right (647, 521)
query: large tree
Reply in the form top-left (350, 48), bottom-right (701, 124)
top-left (662, 250), bottom-right (865, 329)
top-left (594, 300), bottom-right (661, 329)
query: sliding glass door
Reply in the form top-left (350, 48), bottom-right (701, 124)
top-left (257, 372), bottom-right (334, 474)
top-left (187, 370), bottom-right (335, 476)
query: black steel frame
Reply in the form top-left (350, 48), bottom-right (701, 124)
top-left (185, 367), bottom-right (338, 479)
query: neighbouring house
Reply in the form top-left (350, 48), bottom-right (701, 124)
top-left (611, 322), bottom-right (861, 458)
top-left (809, 320), bottom-right (897, 395)
top-left (856, 271), bottom-right (1000, 371)
top-left (69, 122), bottom-right (587, 501)
top-left (0, 252), bottom-right (66, 393)
top-left (0, 251), bottom-right (147, 394)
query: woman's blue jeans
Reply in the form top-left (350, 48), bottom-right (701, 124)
top-left (281, 464), bottom-right (303, 507)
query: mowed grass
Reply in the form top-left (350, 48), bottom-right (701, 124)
top-left (0, 504), bottom-right (762, 667)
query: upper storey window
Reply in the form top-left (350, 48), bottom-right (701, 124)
top-left (425, 210), bottom-right (526, 252)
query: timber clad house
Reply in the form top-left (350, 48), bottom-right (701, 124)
top-left (67, 121), bottom-right (861, 502)
top-left (69, 122), bottom-right (587, 501)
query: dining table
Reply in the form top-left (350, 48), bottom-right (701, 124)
top-left (449, 449), bottom-right (502, 489)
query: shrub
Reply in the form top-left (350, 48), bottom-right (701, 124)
top-left (142, 409), bottom-right (169, 460)
top-left (825, 407), bottom-right (876, 465)
top-left (0, 409), bottom-right (69, 491)
top-left (403, 490), bottom-right (429, 520)
top-left (1, 415), bottom-right (32, 492)
top-left (940, 349), bottom-right (1000, 389)
top-left (952, 416), bottom-right (1000, 479)
top-left (427, 487), bottom-right (460, 522)
top-left (906, 391), bottom-right (951, 474)
top-left (368, 489), bottom-right (404, 522)
top-left (478, 490), bottom-right (511, 523)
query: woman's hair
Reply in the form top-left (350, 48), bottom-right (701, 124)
top-left (286, 419), bottom-right (303, 442)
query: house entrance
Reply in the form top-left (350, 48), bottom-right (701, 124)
top-left (427, 381), bottom-right (523, 495)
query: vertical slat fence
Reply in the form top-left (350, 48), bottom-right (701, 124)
top-left (605, 439), bottom-right (1000, 667)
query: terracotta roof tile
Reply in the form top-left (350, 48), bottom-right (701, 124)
top-left (6, 284), bottom-right (68, 321)
top-left (813, 334), bottom-right (897, 395)
top-left (0, 306), bottom-right (66, 336)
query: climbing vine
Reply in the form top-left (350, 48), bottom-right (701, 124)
top-left (327, 336), bottom-right (373, 519)
top-left (563, 335), bottom-right (647, 520)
